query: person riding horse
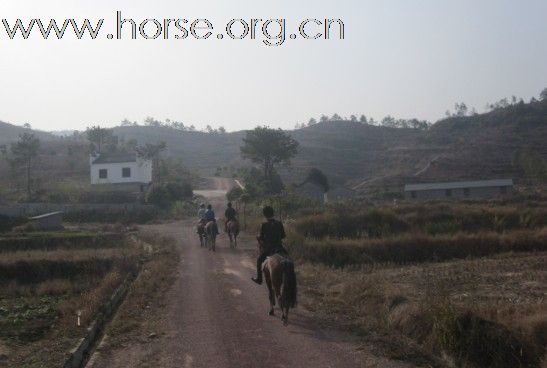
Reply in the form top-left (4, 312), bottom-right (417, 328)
top-left (224, 202), bottom-right (237, 231)
top-left (196, 203), bottom-right (207, 234)
top-left (204, 204), bottom-right (220, 235)
top-left (252, 206), bottom-right (288, 285)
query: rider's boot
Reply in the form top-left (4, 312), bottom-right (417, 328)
top-left (251, 263), bottom-right (263, 285)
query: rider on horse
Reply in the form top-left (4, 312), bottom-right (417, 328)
top-left (198, 203), bottom-right (207, 221)
top-left (224, 202), bottom-right (237, 231)
top-left (204, 204), bottom-right (220, 235)
top-left (252, 206), bottom-right (288, 285)
top-left (196, 203), bottom-right (207, 233)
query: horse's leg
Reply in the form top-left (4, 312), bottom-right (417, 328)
top-left (212, 235), bottom-right (216, 252)
top-left (268, 287), bottom-right (275, 316)
top-left (267, 276), bottom-right (275, 315)
top-left (282, 307), bottom-right (289, 326)
top-left (264, 268), bottom-right (275, 316)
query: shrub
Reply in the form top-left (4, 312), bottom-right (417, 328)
top-left (171, 200), bottom-right (196, 219)
top-left (440, 312), bottom-right (542, 368)
top-left (0, 215), bottom-right (27, 233)
top-left (146, 182), bottom-right (193, 208)
top-left (165, 182), bottom-right (193, 199)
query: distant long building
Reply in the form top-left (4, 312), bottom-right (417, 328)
top-left (404, 179), bottom-right (514, 200)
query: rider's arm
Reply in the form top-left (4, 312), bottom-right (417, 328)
top-left (279, 222), bottom-right (286, 240)
top-left (258, 222), bottom-right (266, 242)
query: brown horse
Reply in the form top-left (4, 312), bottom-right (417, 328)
top-left (204, 221), bottom-right (217, 252)
top-left (196, 221), bottom-right (206, 247)
top-left (262, 253), bottom-right (297, 325)
top-left (226, 219), bottom-right (239, 248)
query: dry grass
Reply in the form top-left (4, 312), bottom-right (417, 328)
top-left (288, 228), bottom-right (547, 267)
top-left (100, 231), bottom-right (180, 344)
top-left (0, 232), bottom-right (126, 253)
top-left (58, 270), bottom-right (123, 326)
top-left (298, 252), bottom-right (547, 367)
top-left (294, 201), bottom-right (547, 239)
top-left (0, 248), bottom-right (135, 264)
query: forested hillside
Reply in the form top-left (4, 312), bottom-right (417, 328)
top-left (1, 99), bottom-right (546, 196)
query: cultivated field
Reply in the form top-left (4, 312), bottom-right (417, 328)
top-left (287, 198), bottom-right (547, 367)
top-left (0, 227), bottom-right (140, 367)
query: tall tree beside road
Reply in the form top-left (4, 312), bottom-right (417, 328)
top-left (240, 126), bottom-right (299, 191)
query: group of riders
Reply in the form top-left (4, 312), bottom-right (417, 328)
top-left (196, 202), bottom-right (288, 285)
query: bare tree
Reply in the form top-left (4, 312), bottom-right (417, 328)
top-left (11, 133), bottom-right (40, 199)
top-left (86, 126), bottom-right (112, 152)
top-left (136, 142), bottom-right (167, 183)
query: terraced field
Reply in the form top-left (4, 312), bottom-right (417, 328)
top-left (0, 229), bottom-right (139, 367)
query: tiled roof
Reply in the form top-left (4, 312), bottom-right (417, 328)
top-left (404, 179), bottom-right (513, 192)
top-left (91, 152), bottom-right (137, 164)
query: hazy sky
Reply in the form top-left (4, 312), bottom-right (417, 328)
top-left (1, 0), bottom-right (546, 132)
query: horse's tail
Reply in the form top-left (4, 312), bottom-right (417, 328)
top-left (280, 260), bottom-right (297, 308)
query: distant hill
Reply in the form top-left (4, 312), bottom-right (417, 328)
top-left (1, 99), bottom-right (545, 196)
top-left (111, 122), bottom-right (423, 186)
top-left (0, 121), bottom-right (56, 144)
top-left (112, 100), bottom-right (547, 193)
top-left (349, 100), bottom-right (547, 195)
top-left (113, 126), bottom-right (246, 172)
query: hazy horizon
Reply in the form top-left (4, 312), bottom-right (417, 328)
top-left (1, 0), bottom-right (546, 132)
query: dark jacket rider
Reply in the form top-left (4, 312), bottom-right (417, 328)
top-left (224, 202), bottom-right (237, 231)
top-left (251, 206), bottom-right (287, 285)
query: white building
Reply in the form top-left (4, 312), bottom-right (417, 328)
top-left (90, 152), bottom-right (152, 185)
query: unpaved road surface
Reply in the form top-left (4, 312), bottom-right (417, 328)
top-left (88, 178), bottom-right (414, 368)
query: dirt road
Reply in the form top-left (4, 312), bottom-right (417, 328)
top-left (88, 178), bottom-right (414, 368)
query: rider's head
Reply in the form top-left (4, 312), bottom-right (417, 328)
top-left (262, 206), bottom-right (274, 219)
top-left (200, 203), bottom-right (205, 208)
top-left (227, 202), bottom-right (232, 208)
top-left (207, 204), bottom-right (212, 210)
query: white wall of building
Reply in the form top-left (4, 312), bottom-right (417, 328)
top-left (90, 159), bottom-right (152, 185)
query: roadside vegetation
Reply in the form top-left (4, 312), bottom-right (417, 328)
top-left (97, 231), bottom-right (180, 350)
